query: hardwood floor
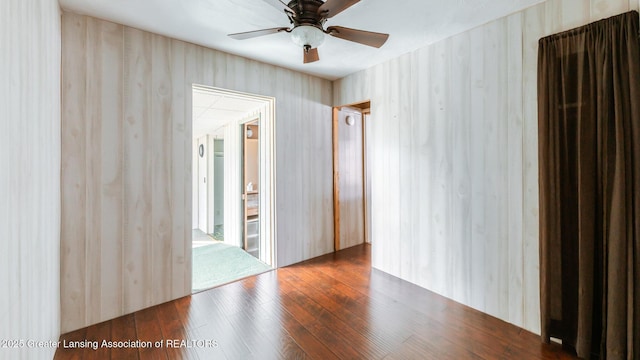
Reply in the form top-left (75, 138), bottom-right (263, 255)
top-left (54, 244), bottom-right (576, 359)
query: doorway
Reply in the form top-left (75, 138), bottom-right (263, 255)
top-left (191, 85), bottom-right (276, 292)
top-left (333, 101), bottom-right (371, 250)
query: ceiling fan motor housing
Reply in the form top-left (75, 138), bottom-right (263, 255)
top-left (286, 0), bottom-right (327, 28)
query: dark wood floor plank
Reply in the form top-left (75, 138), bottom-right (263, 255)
top-left (183, 294), bottom-right (249, 360)
top-left (54, 327), bottom-right (87, 360)
top-left (384, 334), bottom-right (461, 360)
top-left (82, 321), bottom-right (111, 360)
top-left (296, 260), bottom-right (501, 358)
top-left (154, 301), bottom-right (201, 360)
top-left (228, 302), bottom-right (308, 359)
top-left (280, 267), bottom-right (403, 356)
top-left (188, 320), bottom-right (245, 360)
top-left (270, 300), bottom-right (340, 360)
top-left (171, 293), bottom-right (209, 332)
top-left (109, 314), bottom-right (139, 360)
top-left (55, 244), bottom-right (578, 360)
top-left (201, 277), bottom-right (285, 359)
top-left (238, 270), bottom-right (282, 305)
top-left (309, 257), bottom-right (514, 359)
top-left (134, 306), bottom-right (168, 359)
top-left (279, 292), bottom-right (363, 359)
top-left (287, 287), bottom-right (388, 359)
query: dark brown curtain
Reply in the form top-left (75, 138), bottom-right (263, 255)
top-left (538, 11), bottom-right (640, 359)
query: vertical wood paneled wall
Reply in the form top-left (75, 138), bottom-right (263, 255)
top-left (61, 12), bottom-right (333, 333)
top-left (0, 0), bottom-right (62, 357)
top-left (333, 0), bottom-right (640, 334)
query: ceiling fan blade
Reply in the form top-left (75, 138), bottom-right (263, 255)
top-left (228, 27), bottom-right (290, 40)
top-left (303, 47), bottom-right (319, 63)
top-left (317, 0), bottom-right (360, 18)
top-left (262, 0), bottom-right (294, 14)
top-left (326, 26), bottom-right (389, 48)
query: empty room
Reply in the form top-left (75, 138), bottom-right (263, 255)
top-left (2, 0), bottom-right (639, 359)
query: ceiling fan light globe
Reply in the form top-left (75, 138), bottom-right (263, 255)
top-left (290, 25), bottom-right (325, 48)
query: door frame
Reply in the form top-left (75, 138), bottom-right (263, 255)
top-left (192, 85), bottom-right (277, 267)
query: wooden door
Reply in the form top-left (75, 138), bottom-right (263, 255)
top-left (333, 107), bottom-right (365, 250)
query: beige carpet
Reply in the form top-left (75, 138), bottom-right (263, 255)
top-left (191, 228), bottom-right (271, 292)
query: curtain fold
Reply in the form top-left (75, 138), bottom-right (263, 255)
top-left (538, 11), bottom-right (640, 359)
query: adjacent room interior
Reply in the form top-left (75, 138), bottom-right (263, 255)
top-left (191, 86), bottom-right (275, 292)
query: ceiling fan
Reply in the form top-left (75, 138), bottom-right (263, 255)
top-left (228, 0), bottom-right (390, 64)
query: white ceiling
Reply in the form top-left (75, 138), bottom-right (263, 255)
top-left (58, 0), bottom-right (546, 80)
top-left (193, 89), bottom-right (267, 139)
